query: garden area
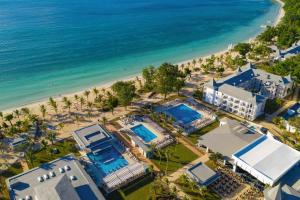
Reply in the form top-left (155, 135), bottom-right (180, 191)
top-left (0, 162), bottom-right (23, 200)
top-left (175, 175), bottom-right (220, 200)
top-left (187, 120), bottom-right (220, 144)
top-left (27, 139), bottom-right (79, 168)
top-left (108, 175), bottom-right (154, 200)
top-left (151, 143), bottom-right (198, 174)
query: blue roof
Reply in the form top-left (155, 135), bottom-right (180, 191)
top-left (281, 45), bottom-right (300, 56)
top-left (282, 102), bottom-right (300, 120)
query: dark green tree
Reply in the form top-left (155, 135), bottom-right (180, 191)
top-left (112, 81), bottom-right (136, 109)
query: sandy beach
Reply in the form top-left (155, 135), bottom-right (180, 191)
top-left (1, 0), bottom-right (285, 118)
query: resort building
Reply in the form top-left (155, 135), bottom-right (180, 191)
top-left (274, 41), bottom-right (300, 61)
top-left (203, 63), bottom-right (293, 120)
top-left (6, 154), bottom-right (105, 200)
top-left (186, 162), bottom-right (220, 186)
top-left (119, 116), bottom-right (175, 158)
top-left (156, 99), bottom-right (216, 135)
top-left (197, 117), bottom-right (262, 162)
top-left (232, 134), bottom-right (300, 187)
top-left (72, 124), bottom-right (147, 193)
top-left (282, 102), bottom-right (300, 133)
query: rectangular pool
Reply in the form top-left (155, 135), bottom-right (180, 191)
top-left (87, 145), bottom-right (128, 176)
top-left (166, 104), bottom-right (202, 124)
top-left (131, 124), bottom-right (157, 143)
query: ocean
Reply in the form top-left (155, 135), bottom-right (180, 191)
top-left (0, 0), bottom-right (280, 110)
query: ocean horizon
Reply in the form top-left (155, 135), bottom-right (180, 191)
top-left (0, 0), bottom-right (280, 111)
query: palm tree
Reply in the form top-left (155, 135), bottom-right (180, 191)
top-left (13, 110), bottom-right (20, 119)
top-left (4, 114), bottom-right (14, 127)
top-left (48, 97), bottom-right (58, 115)
top-left (93, 88), bottom-right (99, 99)
top-left (39, 105), bottom-right (47, 119)
top-left (74, 94), bottom-right (79, 103)
top-left (192, 59), bottom-right (196, 67)
top-left (87, 101), bottom-right (93, 110)
top-left (84, 90), bottom-right (90, 102)
top-left (189, 180), bottom-right (197, 192)
top-left (40, 139), bottom-right (48, 150)
top-left (198, 58), bottom-right (202, 64)
top-left (74, 115), bottom-right (80, 127)
top-left (47, 131), bottom-right (57, 145)
top-left (164, 149), bottom-right (171, 175)
top-left (74, 94), bottom-right (79, 110)
top-left (25, 141), bottom-right (35, 168)
top-left (64, 100), bottom-right (72, 115)
top-left (79, 97), bottom-right (85, 111)
top-left (62, 96), bottom-right (68, 104)
top-left (101, 116), bottom-right (108, 125)
top-left (87, 102), bottom-right (93, 118)
top-left (21, 107), bottom-right (30, 117)
top-left (58, 122), bottom-right (64, 132)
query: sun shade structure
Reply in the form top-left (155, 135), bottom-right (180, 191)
top-left (186, 162), bottom-right (220, 186)
top-left (233, 135), bottom-right (300, 186)
top-left (73, 124), bottom-right (112, 150)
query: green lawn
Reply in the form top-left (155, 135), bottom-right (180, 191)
top-left (187, 120), bottom-right (220, 144)
top-left (30, 139), bottom-right (79, 168)
top-left (108, 175), bottom-right (154, 200)
top-left (0, 162), bottom-right (23, 200)
top-left (151, 143), bottom-right (198, 174)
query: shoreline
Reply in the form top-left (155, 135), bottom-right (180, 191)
top-left (1, 0), bottom-right (285, 114)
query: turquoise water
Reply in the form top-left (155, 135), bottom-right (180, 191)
top-left (0, 0), bottom-right (280, 110)
top-left (131, 124), bottom-right (157, 143)
top-left (166, 104), bottom-right (202, 124)
top-left (87, 146), bottom-right (128, 176)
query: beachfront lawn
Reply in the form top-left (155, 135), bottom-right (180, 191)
top-left (108, 175), bottom-right (154, 200)
top-left (187, 120), bottom-right (220, 144)
top-left (175, 175), bottom-right (220, 200)
top-left (0, 162), bottom-right (23, 200)
top-left (29, 139), bottom-right (79, 168)
top-left (151, 143), bottom-right (198, 174)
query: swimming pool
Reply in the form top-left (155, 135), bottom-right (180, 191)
top-left (87, 145), bottom-right (128, 176)
top-left (130, 124), bottom-right (157, 143)
top-left (166, 104), bottom-right (202, 124)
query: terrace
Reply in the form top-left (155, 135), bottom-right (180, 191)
top-left (155, 98), bottom-right (216, 135)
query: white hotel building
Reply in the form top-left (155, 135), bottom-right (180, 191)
top-left (203, 63), bottom-right (293, 120)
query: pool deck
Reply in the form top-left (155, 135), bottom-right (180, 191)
top-left (119, 118), bottom-right (166, 145)
top-left (155, 99), bottom-right (217, 134)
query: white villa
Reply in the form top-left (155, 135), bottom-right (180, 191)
top-left (203, 63), bottom-right (293, 120)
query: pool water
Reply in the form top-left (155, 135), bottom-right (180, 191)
top-left (131, 124), bottom-right (157, 143)
top-left (166, 104), bottom-right (202, 124)
top-left (87, 145), bottom-right (128, 176)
